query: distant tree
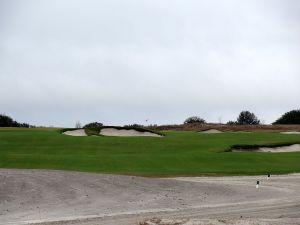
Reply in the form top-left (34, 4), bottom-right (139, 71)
top-left (75, 121), bottom-right (82, 128)
top-left (273, 110), bottom-right (300, 124)
top-left (184, 116), bottom-right (206, 124)
top-left (83, 122), bottom-right (103, 128)
top-left (0, 114), bottom-right (14, 127)
top-left (0, 114), bottom-right (31, 127)
top-left (218, 116), bottom-right (223, 124)
top-left (236, 111), bottom-right (260, 125)
top-left (18, 123), bottom-right (30, 128)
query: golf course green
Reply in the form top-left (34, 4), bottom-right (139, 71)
top-left (0, 128), bottom-right (300, 176)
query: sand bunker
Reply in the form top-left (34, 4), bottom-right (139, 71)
top-left (199, 129), bottom-right (223, 134)
top-left (100, 128), bottom-right (161, 137)
top-left (232, 144), bottom-right (300, 153)
top-left (281, 131), bottom-right (300, 134)
top-left (63, 129), bottom-right (87, 136)
top-left (63, 128), bottom-right (161, 137)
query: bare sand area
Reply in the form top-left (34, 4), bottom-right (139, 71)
top-left (0, 170), bottom-right (299, 225)
top-left (63, 129), bottom-right (87, 136)
top-left (100, 128), bottom-right (161, 137)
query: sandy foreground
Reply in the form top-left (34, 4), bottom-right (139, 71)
top-left (0, 170), bottom-right (299, 225)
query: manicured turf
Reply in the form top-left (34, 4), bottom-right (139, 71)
top-left (0, 128), bottom-right (300, 176)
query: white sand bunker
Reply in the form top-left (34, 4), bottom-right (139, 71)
top-left (63, 129), bottom-right (87, 136)
top-left (233, 144), bottom-right (300, 153)
top-left (281, 131), bottom-right (300, 134)
top-left (200, 129), bottom-right (223, 134)
top-left (100, 128), bottom-right (162, 137)
top-left (259, 144), bottom-right (300, 152)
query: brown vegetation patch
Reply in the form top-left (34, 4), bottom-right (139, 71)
top-left (149, 124), bottom-right (300, 132)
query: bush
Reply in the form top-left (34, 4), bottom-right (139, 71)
top-left (236, 111), bottom-right (260, 125)
top-left (273, 110), bottom-right (300, 124)
top-left (123, 124), bottom-right (143, 129)
top-left (83, 122), bottom-right (103, 128)
top-left (184, 116), bottom-right (206, 124)
top-left (227, 120), bottom-right (238, 125)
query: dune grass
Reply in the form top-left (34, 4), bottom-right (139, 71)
top-left (0, 128), bottom-right (300, 176)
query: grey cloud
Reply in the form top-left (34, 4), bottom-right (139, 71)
top-left (0, 0), bottom-right (299, 127)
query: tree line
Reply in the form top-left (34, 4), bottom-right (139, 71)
top-left (1, 109), bottom-right (299, 128)
top-left (0, 114), bottom-right (32, 127)
top-left (184, 109), bottom-right (300, 125)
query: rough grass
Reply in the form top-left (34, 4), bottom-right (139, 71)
top-left (0, 128), bottom-right (300, 176)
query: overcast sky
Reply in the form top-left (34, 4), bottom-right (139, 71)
top-left (1, 0), bottom-right (299, 127)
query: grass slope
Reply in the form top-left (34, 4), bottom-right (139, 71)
top-left (0, 128), bottom-right (300, 176)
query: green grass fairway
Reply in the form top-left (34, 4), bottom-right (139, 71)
top-left (0, 128), bottom-right (300, 176)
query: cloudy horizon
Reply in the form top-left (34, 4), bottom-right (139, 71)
top-left (1, 0), bottom-right (299, 127)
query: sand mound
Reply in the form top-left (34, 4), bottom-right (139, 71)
top-left (281, 131), bottom-right (300, 134)
top-left (100, 128), bottom-right (161, 137)
top-left (63, 129), bottom-right (87, 136)
top-left (199, 129), bottom-right (223, 134)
